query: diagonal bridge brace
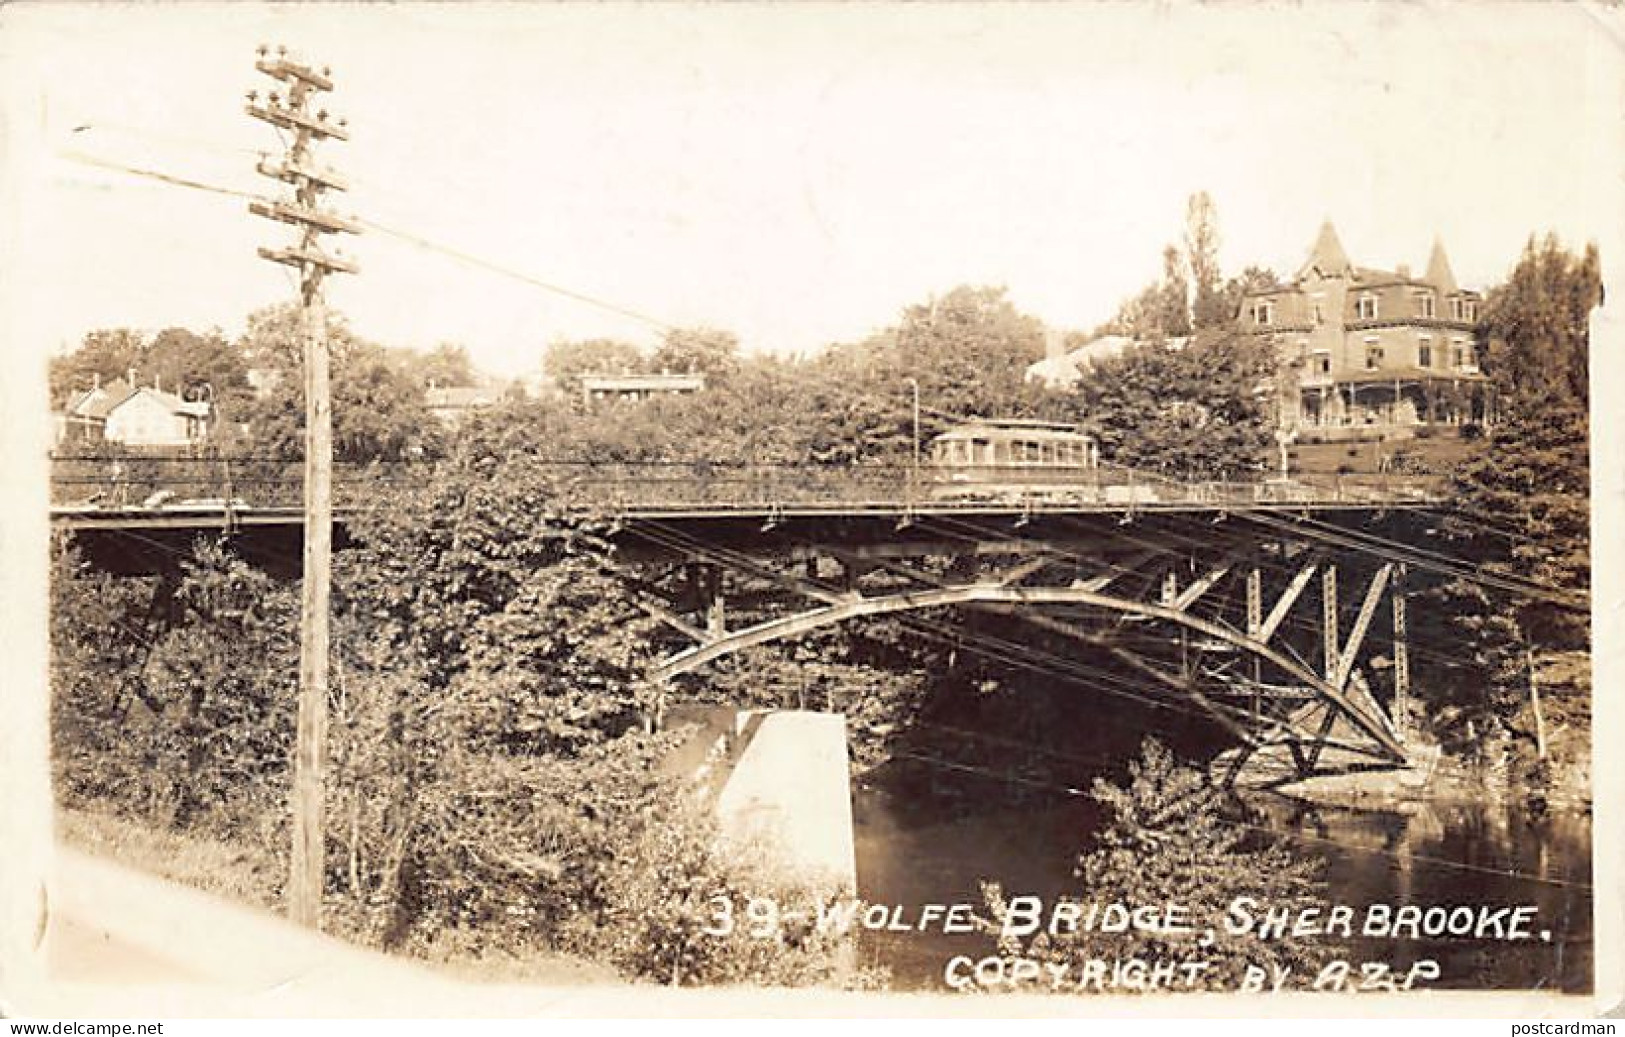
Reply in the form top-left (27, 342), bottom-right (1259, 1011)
top-left (649, 581), bottom-right (1407, 763)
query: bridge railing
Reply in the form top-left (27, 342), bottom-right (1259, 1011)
top-left (48, 454), bottom-right (1443, 513)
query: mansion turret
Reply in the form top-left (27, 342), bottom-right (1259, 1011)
top-left (1241, 222), bottom-right (1494, 442)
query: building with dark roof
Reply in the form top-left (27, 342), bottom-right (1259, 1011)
top-left (1240, 222), bottom-right (1494, 442)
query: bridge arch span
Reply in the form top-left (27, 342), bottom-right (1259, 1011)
top-left (649, 582), bottom-right (1406, 762)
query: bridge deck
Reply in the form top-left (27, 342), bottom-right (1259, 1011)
top-left (49, 496), bottom-right (1435, 531)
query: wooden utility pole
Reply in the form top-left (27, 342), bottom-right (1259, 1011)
top-left (248, 45), bottom-right (358, 929)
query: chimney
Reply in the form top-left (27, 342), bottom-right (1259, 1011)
top-left (1396, 263), bottom-right (1411, 280)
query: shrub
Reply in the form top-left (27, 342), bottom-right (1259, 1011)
top-left (51, 536), bottom-right (297, 834)
top-left (979, 739), bottom-right (1334, 991)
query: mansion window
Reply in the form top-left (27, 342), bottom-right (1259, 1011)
top-left (1418, 337), bottom-right (1433, 368)
top-left (1416, 292), bottom-right (1435, 319)
top-left (1312, 350), bottom-right (1332, 376)
top-left (1357, 294), bottom-right (1379, 320)
top-left (1450, 297), bottom-right (1478, 322)
top-left (1451, 338), bottom-right (1468, 368)
top-left (1311, 298), bottom-right (1325, 324)
top-left (1365, 341), bottom-right (1384, 370)
top-left (1252, 301), bottom-right (1274, 325)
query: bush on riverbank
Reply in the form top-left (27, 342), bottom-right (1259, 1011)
top-left (979, 739), bottom-right (1337, 992)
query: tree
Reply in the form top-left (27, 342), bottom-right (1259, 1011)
top-left (1185, 192), bottom-right (1228, 331)
top-left (893, 285), bottom-right (1047, 423)
top-left (1061, 330), bottom-right (1276, 479)
top-left (542, 338), bottom-right (647, 399)
top-left (407, 343), bottom-right (477, 389)
top-left (1430, 235), bottom-right (1598, 778)
top-left (651, 327), bottom-right (742, 381)
top-left (1217, 265), bottom-right (1281, 327)
top-left (49, 329), bottom-right (146, 405)
top-left (1158, 245), bottom-right (1193, 338)
top-left (1479, 235), bottom-right (1600, 409)
top-left (235, 302), bottom-right (444, 462)
top-left (980, 739), bottom-right (1332, 991)
top-left (49, 326), bottom-right (251, 414)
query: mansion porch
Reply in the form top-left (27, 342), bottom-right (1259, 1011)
top-left (1291, 369), bottom-right (1495, 443)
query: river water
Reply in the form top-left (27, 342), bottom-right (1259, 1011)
top-left (851, 770), bottom-right (1592, 993)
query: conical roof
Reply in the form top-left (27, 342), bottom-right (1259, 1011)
top-left (1425, 238), bottom-right (1459, 295)
top-left (1300, 220), bottom-right (1353, 279)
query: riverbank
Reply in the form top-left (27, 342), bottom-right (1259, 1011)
top-left (1253, 648), bottom-right (1592, 814)
top-left (55, 805), bottom-right (620, 986)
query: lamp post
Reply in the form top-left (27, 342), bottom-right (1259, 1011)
top-left (906, 377), bottom-right (921, 500)
top-left (192, 382), bottom-right (233, 506)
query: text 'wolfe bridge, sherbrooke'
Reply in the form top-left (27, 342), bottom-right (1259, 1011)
top-left (49, 456), bottom-right (1583, 787)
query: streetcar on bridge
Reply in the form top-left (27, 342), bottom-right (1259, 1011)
top-left (928, 418), bottom-right (1105, 502)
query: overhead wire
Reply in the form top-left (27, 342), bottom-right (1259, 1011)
top-left (55, 148), bottom-right (681, 333)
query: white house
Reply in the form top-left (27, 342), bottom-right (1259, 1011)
top-left (61, 376), bottom-right (209, 447)
top-left (1025, 334), bottom-right (1189, 390)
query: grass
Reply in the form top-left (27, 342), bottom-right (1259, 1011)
top-left (57, 803), bottom-right (621, 985)
top-left (57, 803), bottom-right (282, 911)
top-left (1289, 434), bottom-right (1478, 475)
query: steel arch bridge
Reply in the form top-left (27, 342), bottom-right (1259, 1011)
top-left (622, 511), bottom-right (1419, 784)
top-left (51, 492), bottom-right (1582, 786)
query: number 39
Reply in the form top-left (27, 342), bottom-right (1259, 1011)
top-left (701, 895), bottom-right (781, 938)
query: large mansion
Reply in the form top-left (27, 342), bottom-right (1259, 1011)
top-left (1240, 222), bottom-right (1494, 442)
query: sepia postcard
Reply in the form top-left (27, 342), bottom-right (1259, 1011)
top-left (1, 0), bottom-right (1621, 1021)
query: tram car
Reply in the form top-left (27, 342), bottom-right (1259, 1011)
top-left (928, 419), bottom-right (1089, 501)
top-left (927, 418), bottom-right (1163, 504)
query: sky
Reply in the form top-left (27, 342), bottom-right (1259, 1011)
top-left (3, 2), bottom-right (1623, 379)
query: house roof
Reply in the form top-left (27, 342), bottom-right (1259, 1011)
top-left (1284, 222), bottom-right (1476, 299)
top-left (933, 419), bottom-right (1091, 444)
top-left (103, 382), bottom-right (210, 421)
top-left (67, 380), bottom-right (138, 420)
top-left (1023, 334), bottom-right (1191, 388)
top-left (67, 378), bottom-right (211, 421)
top-left (1425, 238), bottom-right (1460, 296)
top-left (1300, 221), bottom-right (1354, 279)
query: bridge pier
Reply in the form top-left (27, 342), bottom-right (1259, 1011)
top-left (665, 706), bottom-right (857, 891)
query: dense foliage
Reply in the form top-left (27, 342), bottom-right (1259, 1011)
top-left (1426, 235), bottom-right (1598, 786)
top-left (49, 437), bottom-right (885, 985)
top-left (1059, 330), bottom-right (1278, 479)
